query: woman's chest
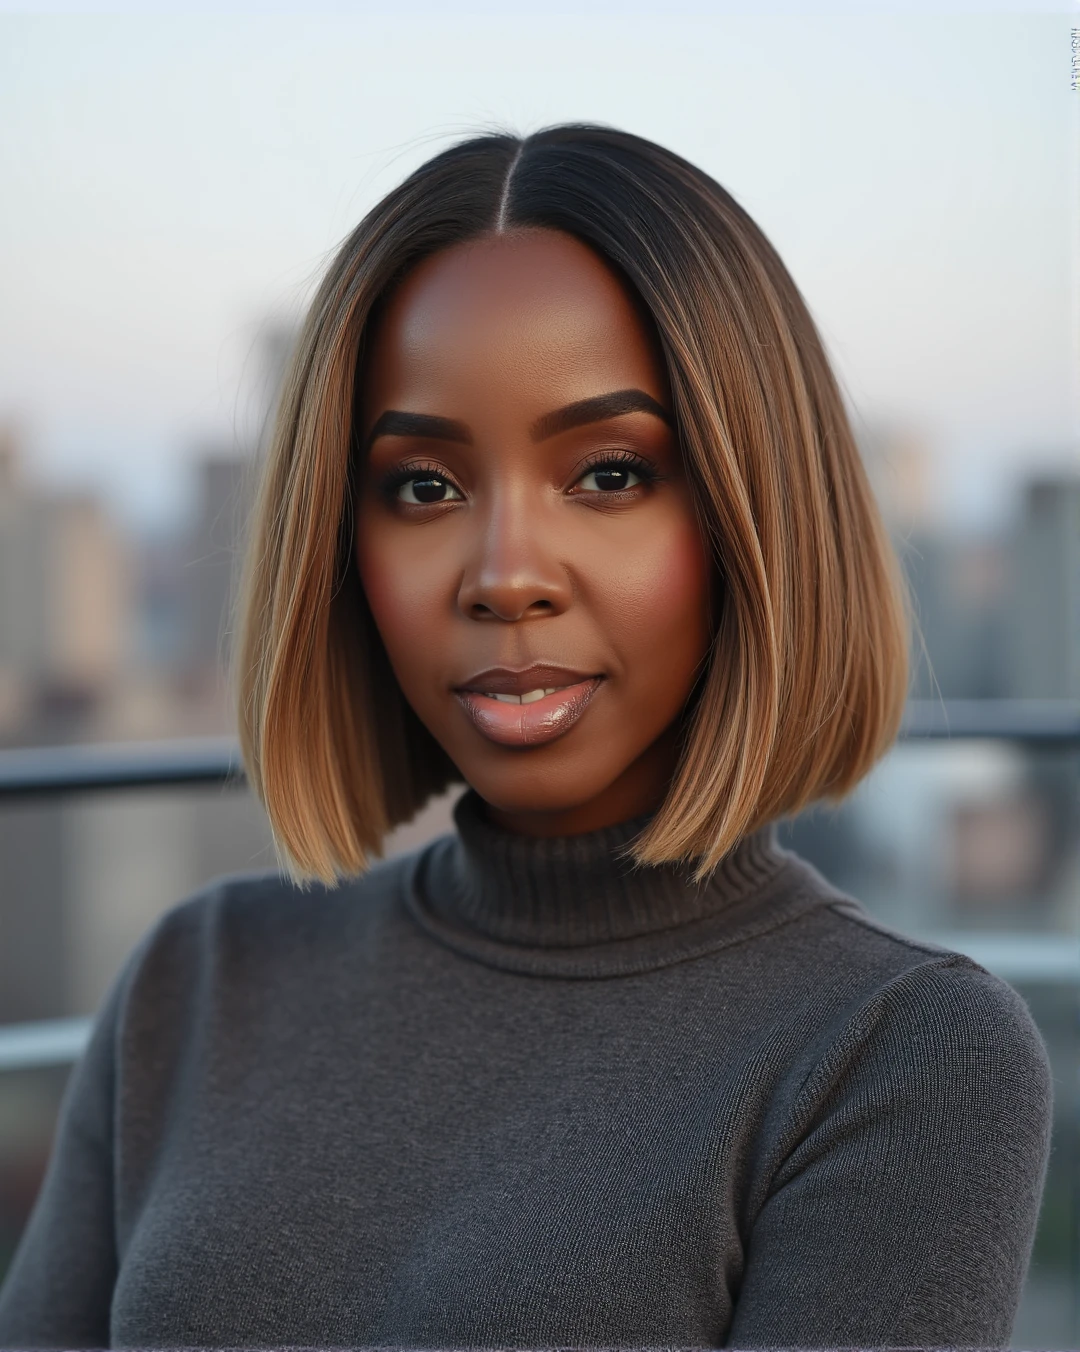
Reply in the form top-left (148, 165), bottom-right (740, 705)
top-left (109, 1025), bottom-right (762, 1348)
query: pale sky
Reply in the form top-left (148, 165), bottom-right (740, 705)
top-left (0, 6), bottom-right (1076, 529)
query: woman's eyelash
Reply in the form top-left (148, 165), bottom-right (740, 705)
top-left (378, 460), bottom-right (451, 498)
top-left (379, 449), bottom-right (664, 503)
top-left (577, 448), bottom-right (662, 486)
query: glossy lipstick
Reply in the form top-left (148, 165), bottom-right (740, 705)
top-left (453, 666), bottom-right (604, 748)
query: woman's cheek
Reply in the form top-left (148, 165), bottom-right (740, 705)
top-left (357, 531), bottom-right (448, 687)
top-left (667, 526), bottom-right (714, 640)
top-left (615, 520), bottom-right (712, 674)
top-left (356, 533), bottom-right (411, 656)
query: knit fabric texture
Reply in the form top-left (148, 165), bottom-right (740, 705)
top-left (0, 787), bottom-right (1054, 1349)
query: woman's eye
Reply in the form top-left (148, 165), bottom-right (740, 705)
top-left (578, 464), bottom-right (645, 493)
top-left (397, 475), bottom-right (463, 505)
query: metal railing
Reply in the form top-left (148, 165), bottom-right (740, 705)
top-left (0, 735), bottom-right (243, 799)
top-left (1, 698), bottom-right (1078, 1075)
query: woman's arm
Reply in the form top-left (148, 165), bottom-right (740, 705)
top-left (0, 959), bottom-right (128, 1348)
top-left (727, 957), bottom-right (1055, 1349)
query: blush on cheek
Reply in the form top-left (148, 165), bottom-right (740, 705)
top-left (631, 524), bottom-right (713, 643)
top-left (666, 521), bottom-right (712, 595)
top-left (661, 548), bottom-right (712, 651)
top-left (638, 537), bottom-right (713, 726)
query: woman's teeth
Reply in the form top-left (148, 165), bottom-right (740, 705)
top-left (483, 687), bottom-right (565, 704)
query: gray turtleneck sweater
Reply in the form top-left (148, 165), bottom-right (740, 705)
top-left (0, 789), bottom-right (1054, 1349)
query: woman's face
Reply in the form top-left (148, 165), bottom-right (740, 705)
top-left (355, 227), bottom-right (713, 836)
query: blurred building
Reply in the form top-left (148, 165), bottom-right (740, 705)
top-left (0, 334), bottom-right (277, 1022)
top-left (0, 432), bottom-right (272, 1023)
top-left (0, 426), bottom-right (132, 747)
top-left (858, 420), bottom-right (941, 537)
top-left (859, 421), bottom-right (1009, 701)
top-left (1002, 474), bottom-right (1080, 701)
top-left (0, 431), bottom-right (28, 733)
top-left (789, 427), bottom-right (1080, 939)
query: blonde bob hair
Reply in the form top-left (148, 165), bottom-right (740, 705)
top-left (236, 123), bottom-right (915, 885)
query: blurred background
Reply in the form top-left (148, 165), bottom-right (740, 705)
top-left (0, 4), bottom-right (1077, 1345)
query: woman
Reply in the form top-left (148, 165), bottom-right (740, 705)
top-left (0, 124), bottom-right (1053, 1350)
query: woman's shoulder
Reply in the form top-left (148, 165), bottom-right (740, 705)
top-left (160, 848), bottom-right (417, 930)
top-left (113, 842), bottom-right (438, 1014)
top-left (770, 851), bottom-right (1054, 1111)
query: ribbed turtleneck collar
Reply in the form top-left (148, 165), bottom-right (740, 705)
top-left (402, 787), bottom-right (813, 979)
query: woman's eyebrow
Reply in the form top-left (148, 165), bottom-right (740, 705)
top-left (364, 388), bottom-right (673, 453)
top-left (530, 389), bottom-right (674, 441)
top-left (365, 411), bottom-right (471, 451)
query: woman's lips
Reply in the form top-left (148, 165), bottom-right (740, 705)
top-left (454, 677), bottom-right (604, 747)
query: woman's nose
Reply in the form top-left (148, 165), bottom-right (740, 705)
top-left (455, 488), bottom-right (573, 622)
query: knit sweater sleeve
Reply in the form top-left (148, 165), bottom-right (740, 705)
top-left (726, 955), bottom-right (1055, 1349)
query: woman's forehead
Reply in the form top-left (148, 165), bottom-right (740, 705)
top-left (361, 228), bottom-right (668, 410)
